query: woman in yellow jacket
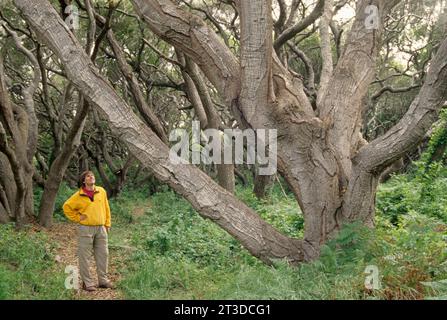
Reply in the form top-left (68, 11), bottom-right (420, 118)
top-left (63, 170), bottom-right (113, 291)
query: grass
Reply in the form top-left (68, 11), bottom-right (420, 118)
top-left (114, 184), bottom-right (447, 300)
top-left (3, 164), bottom-right (447, 300)
top-left (0, 223), bottom-right (74, 300)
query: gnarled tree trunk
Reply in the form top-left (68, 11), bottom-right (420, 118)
top-left (13, 0), bottom-right (447, 263)
top-left (0, 40), bottom-right (38, 228)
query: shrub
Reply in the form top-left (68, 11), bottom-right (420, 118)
top-left (376, 161), bottom-right (447, 224)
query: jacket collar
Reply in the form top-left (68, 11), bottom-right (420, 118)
top-left (79, 186), bottom-right (99, 196)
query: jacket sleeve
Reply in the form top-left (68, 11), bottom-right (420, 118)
top-left (63, 194), bottom-right (81, 223)
top-left (104, 190), bottom-right (111, 227)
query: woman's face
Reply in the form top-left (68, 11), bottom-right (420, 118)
top-left (84, 173), bottom-right (96, 185)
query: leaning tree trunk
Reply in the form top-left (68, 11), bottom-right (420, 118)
top-left (38, 1), bottom-right (102, 228)
top-left (38, 100), bottom-right (89, 228)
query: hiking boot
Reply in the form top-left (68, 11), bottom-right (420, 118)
top-left (98, 281), bottom-right (114, 289)
top-left (82, 282), bottom-right (97, 292)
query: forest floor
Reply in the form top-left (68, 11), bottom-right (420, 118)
top-left (2, 184), bottom-right (447, 300)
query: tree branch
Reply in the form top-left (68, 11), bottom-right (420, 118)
top-left (356, 35), bottom-right (447, 173)
top-left (316, 0), bottom-right (333, 105)
top-left (317, 0), bottom-right (402, 177)
top-left (274, 0), bottom-right (287, 33)
top-left (131, 0), bottom-right (240, 105)
top-left (2, 23), bottom-right (40, 162)
top-left (287, 41), bottom-right (316, 95)
top-left (239, 0), bottom-right (275, 128)
top-left (142, 38), bottom-right (182, 68)
top-left (108, 31), bottom-right (169, 143)
top-left (274, 0), bottom-right (325, 52)
top-left (371, 83), bottom-right (420, 101)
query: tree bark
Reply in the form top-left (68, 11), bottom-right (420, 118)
top-left (38, 99), bottom-right (89, 228)
top-left (253, 174), bottom-right (274, 199)
top-left (14, 0), bottom-right (313, 264)
top-left (0, 50), bottom-right (36, 228)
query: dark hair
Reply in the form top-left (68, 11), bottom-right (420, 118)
top-left (78, 170), bottom-right (94, 188)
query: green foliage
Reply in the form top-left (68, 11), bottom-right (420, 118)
top-left (0, 224), bottom-right (74, 300)
top-left (33, 183), bottom-right (77, 222)
top-left (117, 185), bottom-right (447, 300)
top-left (376, 122), bottom-right (447, 224)
top-left (120, 253), bottom-right (228, 299)
top-left (422, 109), bottom-right (447, 164)
top-left (236, 184), bottom-right (304, 238)
top-left (376, 160), bottom-right (447, 224)
top-left (126, 190), bottom-right (253, 269)
top-left (214, 216), bottom-right (445, 300)
top-left (372, 214), bottom-right (447, 299)
top-left (108, 185), bottom-right (151, 225)
top-left (376, 175), bottom-right (413, 224)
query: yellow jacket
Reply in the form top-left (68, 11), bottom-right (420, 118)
top-left (63, 186), bottom-right (111, 227)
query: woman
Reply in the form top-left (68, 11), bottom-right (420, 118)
top-left (63, 170), bottom-right (113, 291)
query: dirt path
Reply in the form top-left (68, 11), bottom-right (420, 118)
top-left (45, 222), bottom-right (123, 300)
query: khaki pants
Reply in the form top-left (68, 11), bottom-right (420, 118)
top-left (78, 225), bottom-right (109, 287)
